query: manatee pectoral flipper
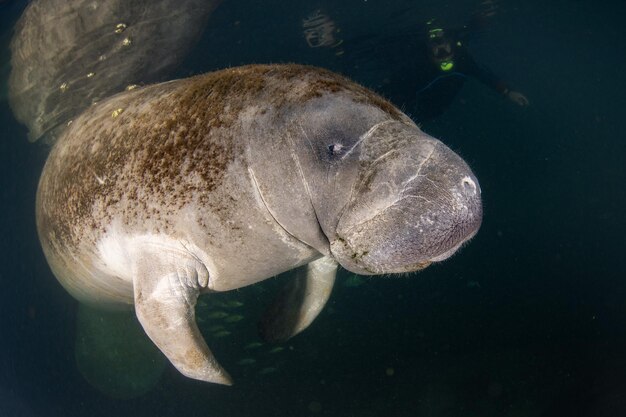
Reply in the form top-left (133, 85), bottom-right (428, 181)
top-left (131, 247), bottom-right (232, 385)
top-left (259, 256), bottom-right (338, 343)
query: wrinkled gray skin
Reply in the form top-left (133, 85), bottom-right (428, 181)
top-left (37, 64), bottom-right (482, 385)
top-left (9, 0), bottom-right (221, 143)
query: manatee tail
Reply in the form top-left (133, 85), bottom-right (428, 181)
top-left (75, 304), bottom-right (167, 399)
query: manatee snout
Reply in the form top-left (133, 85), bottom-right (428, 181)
top-left (331, 131), bottom-right (482, 275)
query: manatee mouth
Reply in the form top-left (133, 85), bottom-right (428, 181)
top-left (330, 208), bottom-right (480, 275)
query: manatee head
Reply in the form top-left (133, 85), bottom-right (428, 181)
top-left (326, 120), bottom-right (482, 275)
top-left (249, 69), bottom-right (482, 276)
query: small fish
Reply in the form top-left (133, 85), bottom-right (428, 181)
top-left (208, 325), bottom-right (225, 332)
top-left (197, 299), bottom-right (209, 308)
top-left (224, 314), bottom-right (244, 323)
top-left (268, 346), bottom-right (284, 354)
top-left (237, 358), bottom-right (257, 366)
top-left (197, 316), bottom-right (206, 323)
top-left (244, 342), bottom-right (264, 350)
top-left (207, 311), bottom-right (229, 319)
top-left (212, 330), bottom-right (231, 338)
top-left (467, 281), bottom-right (481, 289)
top-left (212, 300), bottom-right (228, 309)
top-left (258, 367), bottom-right (277, 375)
top-left (225, 300), bottom-right (244, 308)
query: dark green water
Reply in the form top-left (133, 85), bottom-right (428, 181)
top-left (1, 0), bottom-right (625, 416)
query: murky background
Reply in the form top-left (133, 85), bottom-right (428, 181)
top-left (1, 0), bottom-right (625, 416)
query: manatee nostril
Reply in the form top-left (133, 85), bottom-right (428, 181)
top-left (328, 143), bottom-right (344, 156)
top-left (461, 176), bottom-right (477, 195)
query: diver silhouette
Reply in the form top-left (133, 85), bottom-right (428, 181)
top-left (348, 17), bottom-right (529, 123)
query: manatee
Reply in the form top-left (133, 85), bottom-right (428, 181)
top-left (8, 0), bottom-right (221, 144)
top-left (36, 64), bottom-right (482, 385)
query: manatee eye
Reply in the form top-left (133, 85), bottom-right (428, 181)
top-left (328, 143), bottom-right (344, 156)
